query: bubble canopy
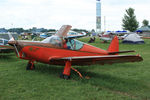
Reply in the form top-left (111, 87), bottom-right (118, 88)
top-left (42, 35), bottom-right (62, 47)
top-left (42, 35), bottom-right (84, 50)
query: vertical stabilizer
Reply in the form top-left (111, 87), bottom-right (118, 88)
top-left (56, 25), bottom-right (72, 38)
top-left (107, 36), bottom-right (119, 52)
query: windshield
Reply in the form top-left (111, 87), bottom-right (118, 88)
top-left (66, 39), bottom-right (83, 50)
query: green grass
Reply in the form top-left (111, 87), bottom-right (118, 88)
top-left (0, 37), bottom-right (150, 100)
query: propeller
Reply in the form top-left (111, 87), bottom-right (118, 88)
top-left (8, 32), bottom-right (20, 57)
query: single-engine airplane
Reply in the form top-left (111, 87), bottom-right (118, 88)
top-left (1, 25), bottom-right (143, 79)
top-left (100, 32), bottom-right (113, 43)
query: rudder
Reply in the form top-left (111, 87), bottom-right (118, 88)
top-left (107, 36), bottom-right (119, 52)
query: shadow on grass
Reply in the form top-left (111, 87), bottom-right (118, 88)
top-left (34, 64), bottom-right (63, 76)
top-left (0, 54), bottom-right (18, 63)
top-left (0, 55), bottom-right (12, 59)
top-left (0, 53), bottom-right (15, 59)
top-left (80, 71), bottom-right (147, 91)
top-left (33, 63), bottom-right (149, 97)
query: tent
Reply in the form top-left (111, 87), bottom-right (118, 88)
top-left (137, 26), bottom-right (150, 32)
top-left (122, 33), bottom-right (145, 44)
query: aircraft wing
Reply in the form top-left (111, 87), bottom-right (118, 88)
top-left (49, 55), bottom-right (143, 66)
top-left (0, 45), bottom-right (14, 49)
top-left (66, 32), bottom-right (86, 39)
top-left (0, 45), bottom-right (14, 53)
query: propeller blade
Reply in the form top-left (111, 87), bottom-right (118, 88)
top-left (8, 32), bottom-right (20, 57)
top-left (13, 44), bottom-right (20, 57)
top-left (8, 32), bottom-right (15, 41)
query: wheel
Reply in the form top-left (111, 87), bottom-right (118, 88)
top-left (60, 73), bottom-right (70, 79)
top-left (26, 62), bottom-right (35, 70)
top-left (63, 75), bottom-right (70, 79)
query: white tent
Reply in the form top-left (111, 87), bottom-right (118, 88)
top-left (122, 33), bottom-right (145, 44)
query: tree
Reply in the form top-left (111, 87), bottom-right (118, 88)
top-left (142, 19), bottom-right (149, 26)
top-left (122, 8), bottom-right (139, 32)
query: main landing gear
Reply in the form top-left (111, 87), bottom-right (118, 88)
top-left (26, 60), bottom-right (83, 79)
top-left (60, 60), bottom-right (83, 79)
top-left (26, 60), bottom-right (35, 70)
top-left (60, 60), bottom-right (71, 79)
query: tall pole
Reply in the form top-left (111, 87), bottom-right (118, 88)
top-left (104, 16), bottom-right (106, 32)
top-left (96, 0), bottom-right (101, 34)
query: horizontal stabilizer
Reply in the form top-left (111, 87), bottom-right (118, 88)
top-left (108, 50), bottom-right (135, 55)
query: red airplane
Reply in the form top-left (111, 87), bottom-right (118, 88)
top-left (1, 25), bottom-right (143, 79)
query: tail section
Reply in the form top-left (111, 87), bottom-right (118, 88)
top-left (107, 36), bottom-right (119, 52)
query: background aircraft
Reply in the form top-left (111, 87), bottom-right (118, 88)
top-left (67, 31), bottom-right (86, 39)
top-left (0, 38), bottom-right (14, 53)
top-left (1, 25), bottom-right (143, 79)
top-left (39, 30), bottom-right (86, 39)
top-left (100, 32), bottom-right (114, 43)
top-left (39, 33), bottom-right (48, 38)
top-left (0, 38), bottom-right (8, 45)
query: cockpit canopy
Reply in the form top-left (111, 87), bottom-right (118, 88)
top-left (41, 35), bottom-right (84, 50)
top-left (66, 39), bottom-right (83, 50)
top-left (42, 35), bottom-right (62, 47)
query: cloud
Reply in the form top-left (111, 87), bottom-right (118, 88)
top-left (0, 0), bottom-right (150, 31)
top-left (102, 0), bottom-right (150, 30)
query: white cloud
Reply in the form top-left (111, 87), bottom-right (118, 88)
top-left (102, 0), bottom-right (150, 31)
top-left (0, 0), bottom-right (150, 31)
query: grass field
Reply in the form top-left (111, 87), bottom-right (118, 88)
top-left (0, 37), bottom-right (150, 100)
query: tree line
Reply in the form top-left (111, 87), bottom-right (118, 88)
top-left (0, 27), bottom-right (89, 34)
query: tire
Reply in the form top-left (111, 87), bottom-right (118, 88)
top-left (26, 62), bottom-right (35, 70)
top-left (60, 73), bottom-right (70, 79)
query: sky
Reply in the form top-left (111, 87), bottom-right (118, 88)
top-left (0, 0), bottom-right (150, 31)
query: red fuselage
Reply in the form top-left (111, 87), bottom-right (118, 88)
top-left (12, 41), bottom-right (109, 65)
